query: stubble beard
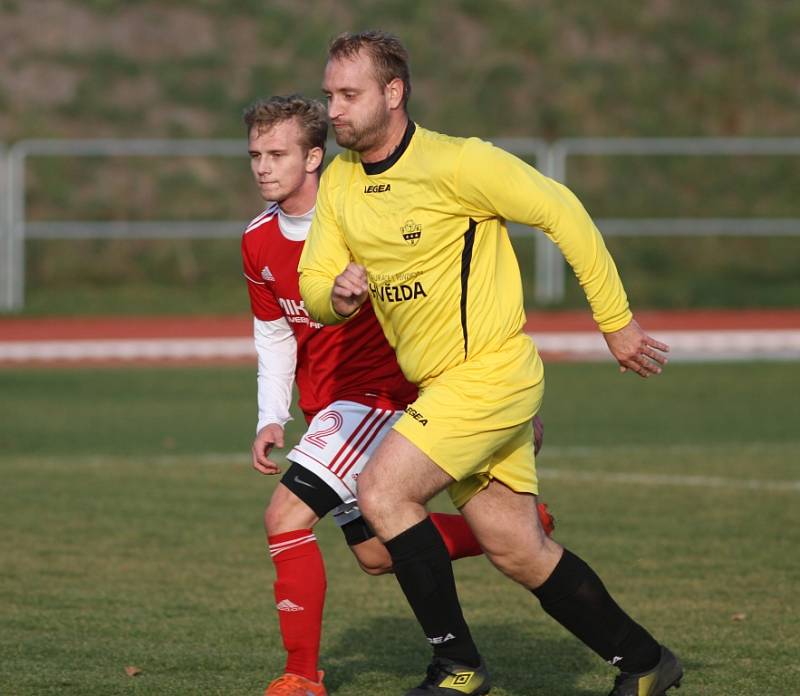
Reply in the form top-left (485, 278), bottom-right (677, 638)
top-left (334, 104), bottom-right (391, 154)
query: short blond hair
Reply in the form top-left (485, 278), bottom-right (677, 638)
top-left (243, 94), bottom-right (327, 153)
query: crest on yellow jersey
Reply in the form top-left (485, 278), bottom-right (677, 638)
top-left (401, 219), bottom-right (422, 246)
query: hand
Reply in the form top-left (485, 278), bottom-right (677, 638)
top-left (533, 414), bottom-right (544, 455)
top-left (602, 318), bottom-right (669, 378)
top-left (332, 263), bottom-right (369, 317)
top-left (251, 423), bottom-right (285, 475)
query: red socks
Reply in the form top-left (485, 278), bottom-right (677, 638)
top-left (267, 509), bottom-right (555, 678)
top-left (538, 501), bottom-right (556, 536)
top-left (268, 529), bottom-right (326, 681)
top-left (429, 513), bottom-right (483, 560)
top-left (430, 504), bottom-right (555, 560)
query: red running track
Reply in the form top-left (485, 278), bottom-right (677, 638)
top-left (1, 309), bottom-right (799, 366)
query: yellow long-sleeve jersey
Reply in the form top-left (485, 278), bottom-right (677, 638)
top-left (299, 123), bottom-right (631, 388)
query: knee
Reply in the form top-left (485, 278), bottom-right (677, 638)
top-left (485, 539), bottom-right (562, 588)
top-left (263, 498), bottom-right (284, 535)
top-left (356, 558), bottom-right (394, 576)
top-left (355, 472), bottom-right (385, 522)
top-left (351, 539), bottom-right (395, 576)
top-left (485, 548), bottom-right (529, 582)
top-left (263, 489), bottom-right (316, 536)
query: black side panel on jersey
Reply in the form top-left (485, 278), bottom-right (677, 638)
top-left (460, 218), bottom-right (477, 358)
top-left (281, 462), bottom-right (344, 519)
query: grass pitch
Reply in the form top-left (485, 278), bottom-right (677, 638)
top-left (1, 362), bottom-right (798, 695)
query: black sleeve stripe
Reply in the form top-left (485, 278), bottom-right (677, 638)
top-left (460, 218), bottom-right (477, 358)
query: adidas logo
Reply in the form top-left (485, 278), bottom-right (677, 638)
top-left (261, 265), bottom-right (275, 281)
top-left (276, 599), bottom-right (304, 612)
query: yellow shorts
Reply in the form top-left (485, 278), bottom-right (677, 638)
top-left (393, 332), bottom-right (545, 509)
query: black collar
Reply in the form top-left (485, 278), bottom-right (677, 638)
top-left (362, 120), bottom-right (416, 176)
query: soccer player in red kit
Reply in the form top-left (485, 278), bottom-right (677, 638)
top-left (241, 95), bottom-right (552, 696)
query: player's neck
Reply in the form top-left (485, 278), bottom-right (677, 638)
top-left (277, 205), bottom-right (314, 241)
top-left (361, 114), bottom-right (410, 164)
top-left (277, 177), bottom-right (319, 216)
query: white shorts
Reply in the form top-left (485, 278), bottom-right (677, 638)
top-left (287, 400), bottom-right (402, 527)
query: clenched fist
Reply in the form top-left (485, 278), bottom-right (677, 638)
top-left (332, 262), bottom-right (369, 317)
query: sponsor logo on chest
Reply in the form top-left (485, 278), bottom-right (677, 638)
top-left (369, 281), bottom-right (427, 304)
top-left (364, 183), bottom-right (391, 194)
top-left (278, 297), bottom-right (322, 328)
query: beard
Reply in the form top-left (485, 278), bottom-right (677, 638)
top-left (333, 103), bottom-right (391, 153)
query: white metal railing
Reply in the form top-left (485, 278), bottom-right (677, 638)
top-left (540, 137), bottom-right (800, 303)
top-left (2, 137), bottom-right (799, 311)
top-left (1, 137), bottom-right (540, 311)
top-left (3, 139), bottom-right (247, 310)
top-left (1, 142), bottom-right (9, 310)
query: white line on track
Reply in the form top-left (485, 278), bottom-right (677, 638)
top-left (0, 338), bottom-right (255, 361)
top-left (1, 330), bottom-right (799, 362)
top-left (530, 330), bottom-right (800, 361)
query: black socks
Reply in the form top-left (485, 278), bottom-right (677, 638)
top-left (532, 548), bottom-right (661, 673)
top-left (384, 516), bottom-right (481, 667)
top-left (385, 522), bottom-right (659, 674)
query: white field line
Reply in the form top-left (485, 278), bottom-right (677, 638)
top-left (1, 330), bottom-right (799, 362)
top-left (24, 444), bottom-right (800, 494)
top-left (540, 443), bottom-right (800, 492)
top-left (538, 468), bottom-right (800, 493)
top-left (542, 442), bottom-right (798, 458)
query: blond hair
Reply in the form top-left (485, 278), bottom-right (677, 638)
top-left (243, 94), bottom-right (327, 153)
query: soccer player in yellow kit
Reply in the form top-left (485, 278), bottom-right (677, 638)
top-left (299, 31), bottom-right (683, 696)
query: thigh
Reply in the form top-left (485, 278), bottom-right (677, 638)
top-left (360, 428), bottom-right (455, 504)
top-left (460, 480), bottom-right (546, 553)
top-left (265, 480), bottom-right (320, 535)
top-left (459, 479), bottom-right (562, 587)
top-left (357, 429), bottom-right (455, 539)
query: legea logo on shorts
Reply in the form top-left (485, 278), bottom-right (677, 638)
top-left (404, 405), bottom-right (428, 426)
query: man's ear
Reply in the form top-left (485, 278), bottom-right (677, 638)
top-left (385, 77), bottom-right (404, 110)
top-left (306, 146), bottom-right (324, 173)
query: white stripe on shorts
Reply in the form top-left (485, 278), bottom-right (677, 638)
top-left (286, 401), bottom-right (403, 527)
top-left (330, 408), bottom-right (392, 478)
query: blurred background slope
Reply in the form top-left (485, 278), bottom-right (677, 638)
top-left (1, 0), bottom-right (799, 314)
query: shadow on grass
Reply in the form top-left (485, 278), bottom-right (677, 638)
top-left (322, 614), bottom-right (602, 696)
